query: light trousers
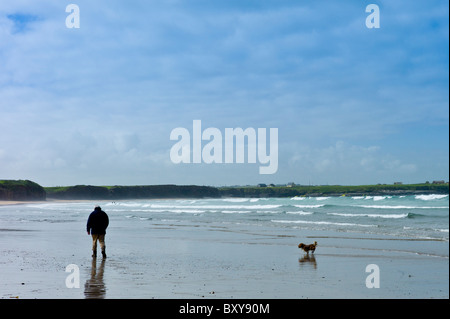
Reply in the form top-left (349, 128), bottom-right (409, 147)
top-left (91, 234), bottom-right (106, 252)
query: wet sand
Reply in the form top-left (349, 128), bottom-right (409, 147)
top-left (0, 200), bottom-right (47, 206)
top-left (0, 211), bottom-right (448, 300)
top-left (0, 200), bottom-right (96, 206)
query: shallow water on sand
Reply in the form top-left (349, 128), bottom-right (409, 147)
top-left (0, 195), bottom-right (448, 299)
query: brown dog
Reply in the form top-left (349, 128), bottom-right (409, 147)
top-left (298, 241), bottom-right (317, 254)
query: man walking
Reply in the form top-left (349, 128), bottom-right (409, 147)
top-left (87, 205), bottom-right (109, 258)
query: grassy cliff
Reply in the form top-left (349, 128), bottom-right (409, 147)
top-left (219, 183), bottom-right (449, 198)
top-left (45, 184), bottom-right (220, 200)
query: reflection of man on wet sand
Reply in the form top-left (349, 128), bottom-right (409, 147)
top-left (86, 206), bottom-right (109, 258)
top-left (84, 258), bottom-right (106, 299)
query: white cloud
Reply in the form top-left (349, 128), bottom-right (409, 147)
top-left (286, 141), bottom-right (418, 184)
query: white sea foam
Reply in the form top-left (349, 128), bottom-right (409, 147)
top-left (291, 196), bottom-right (330, 201)
top-left (148, 204), bottom-right (282, 210)
top-left (221, 210), bottom-right (248, 214)
top-left (222, 198), bottom-right (249, 203)
top-left (294, 204), bottom-right (325, 208)
top-left (286, 211), bottom-right (314, 215)
top-left (415, 194), bottom-right (448, 201)
top-left (355, 205), bottom-right (448, 209)
top-left (271, 220), bottom-right (376, 227)
top-left (329, 212), bottom-right (408, 219)
top-left (127, 208), bottom-right (206, 214)
top-left (373, 196), bottom-right (392, 201)
top-left (290, 196), bottom-right (305, 200)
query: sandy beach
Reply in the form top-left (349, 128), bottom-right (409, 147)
top-left (0, 199), bottom-right (448, 300)
top-left (0, 199), bottom-right (94, 206)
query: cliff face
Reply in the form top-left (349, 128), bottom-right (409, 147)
top-left (0, 180), bottom-right (46, 201)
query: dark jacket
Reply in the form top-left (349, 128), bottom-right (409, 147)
top-left (87, 207), bottom-right (109, 235)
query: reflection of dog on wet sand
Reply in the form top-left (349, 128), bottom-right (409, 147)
top-left (298, 241), bottom-right (317, 254)
top-left (298, 254), bottom-right (317, 269)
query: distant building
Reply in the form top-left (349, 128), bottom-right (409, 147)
top-left (432, 180), bottom-right (445, 184)
top-left (258, 183), bottom-right (267, 188)
top-left (286, 182), bottom-right (296, 188)
top-left (394, 182), bottom-right (403, 185)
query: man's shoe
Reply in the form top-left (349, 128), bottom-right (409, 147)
top-left (102, 251), bottom-right (107, 259)
top-left (92, 250), bottom-right (97, 258)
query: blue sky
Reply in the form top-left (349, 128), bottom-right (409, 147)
top-left (0, 0), bottom-right (448, 187)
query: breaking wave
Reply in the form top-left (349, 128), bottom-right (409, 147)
top-left (328, 212), bottom-right (409, 219)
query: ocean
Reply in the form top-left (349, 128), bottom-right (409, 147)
top-left (1, 194), bottom-right (448, 255)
